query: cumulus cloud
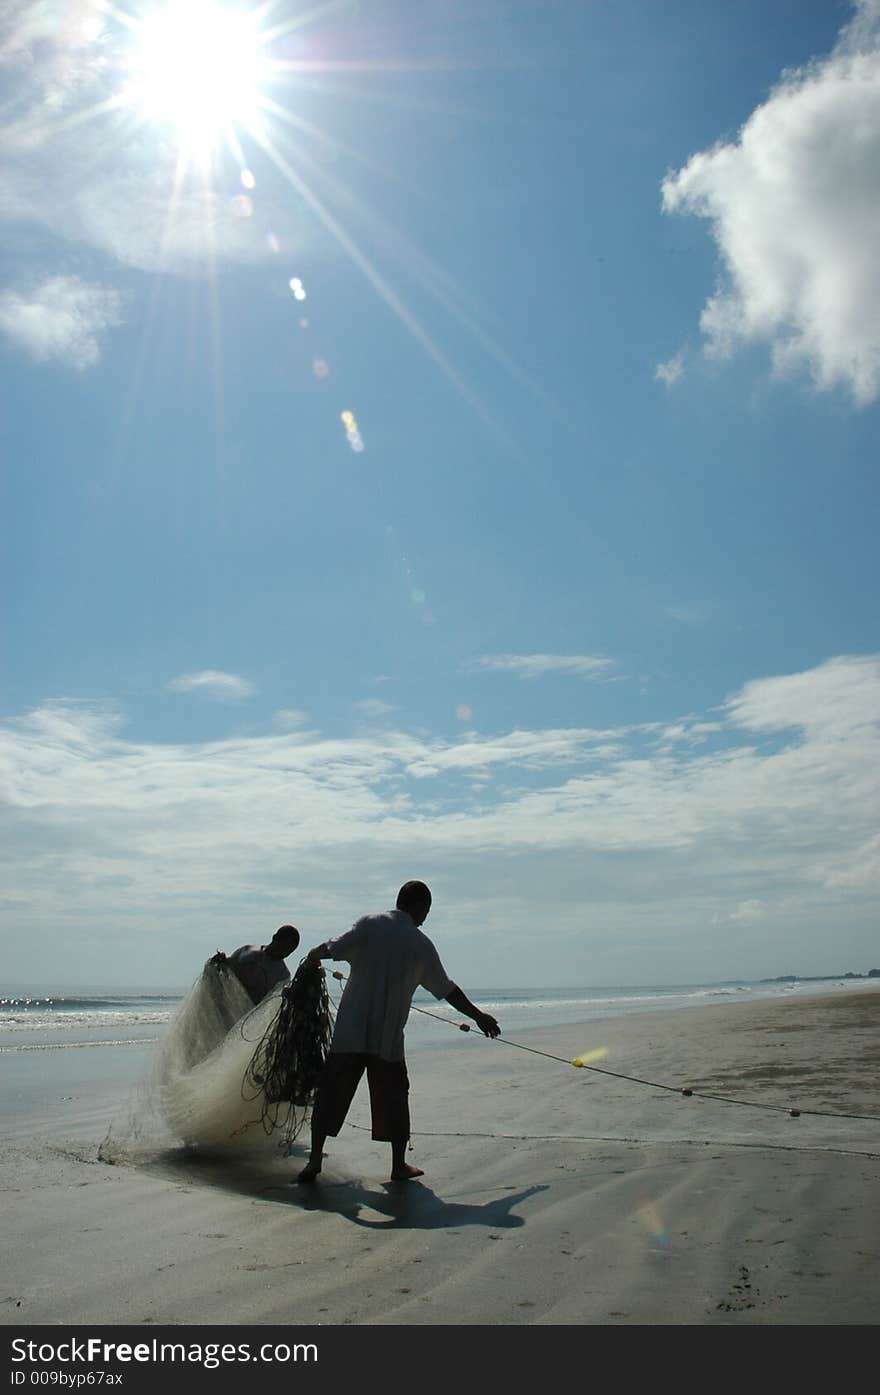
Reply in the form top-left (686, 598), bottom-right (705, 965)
top-left (0, 274), bottom-right (122, 368)
top-left (662, 0), bottom-right (880, 403)
top-left (167, 670), bottom-right (256, 701)
top-left (471, 654), bottom-right (616, 681)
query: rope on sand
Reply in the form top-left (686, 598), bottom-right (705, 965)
top-left (328, 970), bottom-right (880, 1127)
top-left (342, 1119), bottom-right (880, 1158)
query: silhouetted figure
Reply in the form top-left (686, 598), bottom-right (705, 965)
top-left (297, 882), bottom-right (499, 1182)
top-left (213, 924), bottom-right (300, 1006)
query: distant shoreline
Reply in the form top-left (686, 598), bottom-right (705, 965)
top-left (760, 971), bottom-right (880, 983)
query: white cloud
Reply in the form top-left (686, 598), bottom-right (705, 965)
top-left (821, 832), bottom-right (880, 890)
top-left (0, 274), bottom-right (121, 369)
top-left (272, 708), bottom-right (309, 730)
top-left (472, 653), bottom-right (616, 680)
top-left (724, 654), bottom-right (880, 734)
top-left (667, 605), bottom-right (707, 626)
top-left (655, 350), bottom-right (685, 387)
top-left (729, 899), bottom-right (767, 924)
top-left (1, 656), bottom-right (877, 987)
top-left (167, 670), bottom-right (256, 701)
top-left (403, 727), bottom-right (619, 779)
top-left (662, 0), bottom-right (880, 403)
top-left (353, 699), bottom-right (397, 719)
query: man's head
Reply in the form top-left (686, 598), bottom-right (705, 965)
top-left (267, 924), bottom-right (300, 960)
top-left (396, 880), bottom-right (432, 926)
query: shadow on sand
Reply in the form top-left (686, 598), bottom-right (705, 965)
top-left (287, 1178), bottom-right (549, 1230)
top-left (120, 1144), bottom-right (547, 1231)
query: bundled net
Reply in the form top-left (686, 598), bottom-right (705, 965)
top-left (241, 958), bottom-right (334, 1147)
top-left (100, 958), bottom-right (332, 1161)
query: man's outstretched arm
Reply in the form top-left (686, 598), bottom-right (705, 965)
top-left (445, 984), bottom-right (500, 1038)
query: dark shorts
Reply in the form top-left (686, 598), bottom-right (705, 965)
top-left (311, 1052), bottom-right (410, 1143)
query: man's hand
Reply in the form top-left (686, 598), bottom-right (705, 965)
top-left (445, 985), bottom-right (500, 1037)
top-left (306, 946), bottom-right (326, 968)
top-left (475, 1011), bottom-right (500, 1038)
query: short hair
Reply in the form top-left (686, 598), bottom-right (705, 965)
top-left (272, 924), bottom-right (300, 948)
top-left (396, 881), bottom-right (432, 914)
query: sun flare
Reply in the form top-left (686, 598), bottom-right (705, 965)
top-left (126, 1), bottom-right (267, 158)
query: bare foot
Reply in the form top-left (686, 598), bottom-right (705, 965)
top-left (296, 1162), bottom-right (321, 1183)
top-left (390, 1163), bottom-right (424, 1181)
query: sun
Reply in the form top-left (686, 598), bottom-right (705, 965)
top-left (125, 1), bottom-right (268, 160)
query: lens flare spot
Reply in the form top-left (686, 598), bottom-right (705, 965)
top-left (340, 409), bottom-right (364, 452)
top-left (638, 1202), bottom-right (670, 1251)
top-left (267, 232), bottom-right (280, 254)
top-left (411, 588), bottom-right (426, 605)
top-left (289, 277), bottom-right (307, 301)
top-left (456, 704), bottom-right (473, 721)
top-left (241, 168), bottom-right (256, 190)
top-left (229, 193), bottom-right (252, 217)
top-left (312, 358), bottom-right (330, 378)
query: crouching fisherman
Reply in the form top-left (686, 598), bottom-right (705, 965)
top-left (211, 924), bottom-right (301, 1006)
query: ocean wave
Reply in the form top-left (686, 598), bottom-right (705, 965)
top-left (0, 1038), bottom-right (161, 1052)
top-left (0, 1010), bottom-right (174, 1032)
top-left (1, 995), bottom-right (178, 1011)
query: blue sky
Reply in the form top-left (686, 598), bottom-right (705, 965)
top-left (2, 0), bottom-right (878, 990)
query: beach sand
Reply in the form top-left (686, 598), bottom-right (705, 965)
top-left (2, 988), bottom-right (878, 1326)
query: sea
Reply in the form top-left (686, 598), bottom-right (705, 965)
top-left (2, 975), bottom-right (877, 1138)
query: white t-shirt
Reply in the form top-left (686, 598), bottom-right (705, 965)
top-left (326, 908), bottom-right (454, 1062)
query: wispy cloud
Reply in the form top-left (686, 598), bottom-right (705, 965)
top-left (1, 657), bottom-right (877, 981)
top-left (724, 654), bottom-right (880, 734)
top-left (471, 654), bottom-right (616, 680)
top-left (353, 699), bottom-right (397, 718)
top-left (655, 350), bottom-right (685, 387)
top-left (662, 0), bottom-right (880, 404)
top-left (272, 708), bottom-right (309, 730)
top-left (0, 274), bottom-right (122, 369)
top-left (167, 670), bottom-right (256, 701)
top-left (667, 605), bottom-right (707, 626)
top-left (403, 727), bottom-right (620, 779)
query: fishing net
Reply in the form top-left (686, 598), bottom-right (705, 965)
top-left (100, 958), bottom-right (333, 1161)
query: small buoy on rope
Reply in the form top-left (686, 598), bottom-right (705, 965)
top-left (682, 1088), bottom-right (693, 1097)
top-left (459, 1023), bottom-right (471, 1032)
top-left (790, 1109), bottom-right (801, 1118)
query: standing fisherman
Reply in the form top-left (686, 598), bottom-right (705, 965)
top-left (297, 881), bottom-right (500, 1182)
